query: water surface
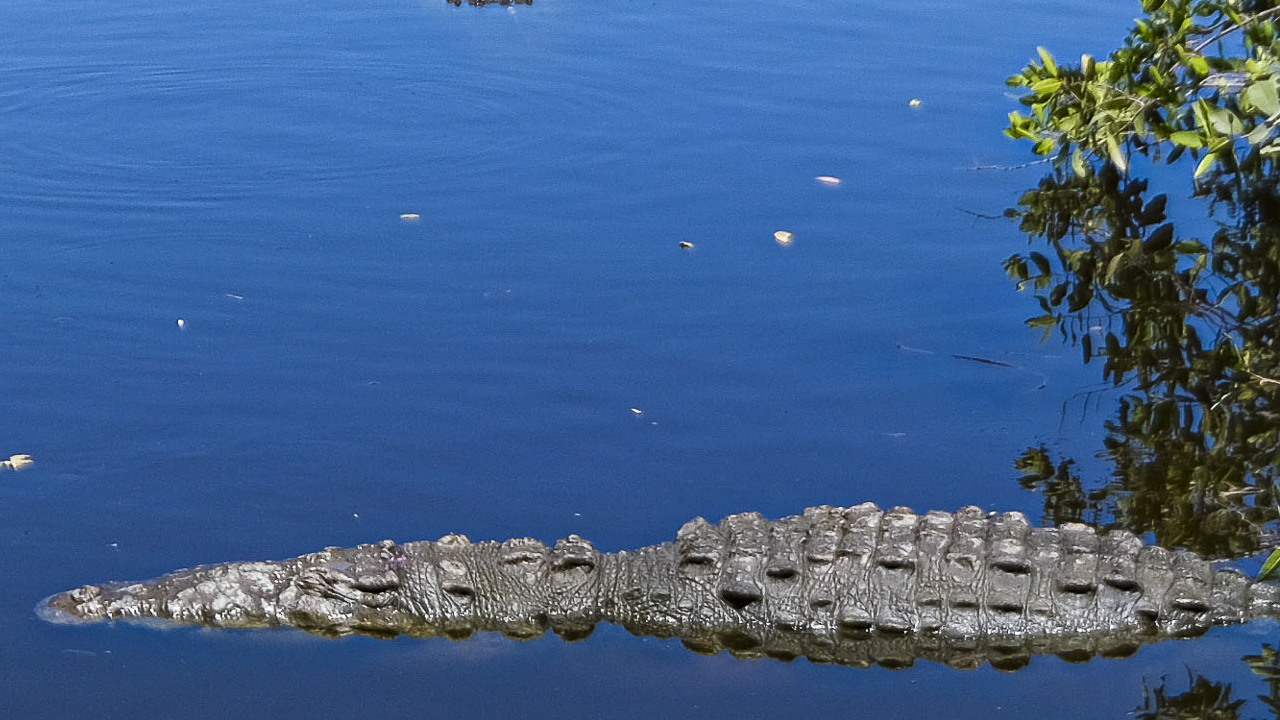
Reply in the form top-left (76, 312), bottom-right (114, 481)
top-left (4, 1), bottom-right (1271, 717)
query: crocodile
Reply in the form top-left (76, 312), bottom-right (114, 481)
top-left (38, 503), bottom-right (1280, 671)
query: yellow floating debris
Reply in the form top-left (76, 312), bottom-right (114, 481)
top-left (679, 241), bottom-right (695, 249)
top-left (1, 454), bottom-right (33, 471)
top-left (815, 175), bottom-right (841, 186)
top-left (773, 230), bottom-right (794, 246)
top-left (400, 213), bottom-right (421, 222)
top-left (909, 98), bottom-right (922, 107)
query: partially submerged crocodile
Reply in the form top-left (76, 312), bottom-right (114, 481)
top-left (39, 503), bottom-right (1280, 671)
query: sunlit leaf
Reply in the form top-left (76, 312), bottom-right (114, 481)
top-left (1260, 548), bottom-right (1280, 582)
top-left (1036, 46), bottom-right (1058, 76)
top-left (1194, 152), bottom-right (1217, 178)
top-left (1030, 78), bottom-right (1063, 95)
top-left (1206, 102), bottom-right (1245, 136)
top-left (1105, 135), bottom-right (1127, 172)
top-left (1244, 80), bottom-right (1280, 116)
top-left (1106, 253), bottom-right (1126, 283)
top-left (1170, 131), bottom-right (1205, 148)
top-left (1071, 147), bottom-right (1087, 177)
top-left (1247, 123), bottom-right (1272, 145)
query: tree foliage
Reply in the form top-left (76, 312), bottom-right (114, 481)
top-left (1003, 0), bottom-right (1280, 558)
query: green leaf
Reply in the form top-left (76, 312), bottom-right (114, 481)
top-left (1029, 251), bottom-right (1052, 276)
top-left (1247, 123), bottom-right (1272, 145)
top-left (1195, 152), bottom-right (1217, 178)
top-left (1206, 103), bottom-right (1245, 136)
top-left (1106, 252), bottom-right (1126, 283)
top-left (1143, 223), bottom-right (1175, 252)
top-left (1071, 147), bottom-right (1087, 177)
top-left (1187, 54), bottom-right (1210, 76)
top-left (1244, 80), bottom-right (1280, 117)
top-left (1260, 547), bottom-right (1280, 582)
top-left (1030, 78), bottom-right (1063, 95)
top-left (1105, 135), bottom-right (1128, 172)
top-left (1170, 131), bottom-right (1205, 148)
top-left (1036, 46), bottom-right (1058, 76)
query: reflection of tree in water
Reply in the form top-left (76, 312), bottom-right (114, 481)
top-left (1137, 672), bottom-right (1246, 720)
top-left (1000, 0), bottom-right (1280, 559)
top-left (1005, 109), bottom-right (1280, 560)
top-left (1001, 1), bottom-right (1280, 712)
top-left (1134, 646), bottom-right (1280, 720)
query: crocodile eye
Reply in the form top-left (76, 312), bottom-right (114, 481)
top-left (991, 558), bottom-right (1032, 575)
top-left (1104, 576), bottom-right (1141, 592)
top-left (442, 582), bottom-right (475, 598)
top-left (1058, 580), bottom-right (1097, 595)
top-left (350, 572), bottom-right (400, 593)
top-left (679, 553), bottom-right (717, 567)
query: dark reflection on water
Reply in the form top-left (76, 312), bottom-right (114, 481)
top-left (1001, 62), bottom-right (1280, 714)
top-left (1005, 153), bottom-right (1280, 558)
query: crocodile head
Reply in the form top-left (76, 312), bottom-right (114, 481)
top-left (37, 540), bottom-right (409, 637)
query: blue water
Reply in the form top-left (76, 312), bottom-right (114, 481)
top-left (3, 0), bottom-right (1271, 717)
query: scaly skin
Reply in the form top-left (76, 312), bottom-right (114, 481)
top-left (38, 503), bottom-right (1280, 671)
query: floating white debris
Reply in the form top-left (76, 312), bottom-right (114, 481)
top-left (909, 98), bottom-right (922, 107)
top-left (225, 293), bottom-right (244, 301)
top-left (773, 230), bottom-right (794, 246)
top-left (1, 454), bottom-right (33, 471)
top-left (176, 318), bottom-right (186, 330)
top-left (400, 213), bottom-right (421, 222)
top-left (630, 407), bottom-right (644, 416)
top-left (815, 175), bottom-right (841, 186)
top-left (679, 241), bottom-right (695, 249)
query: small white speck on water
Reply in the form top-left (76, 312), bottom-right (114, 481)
top-left (176, 318), bottom-right (186, 329)
top-left (1, 453), bottom-right (33, 471)
top-left (630, 407), bottom-right (643, 416)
